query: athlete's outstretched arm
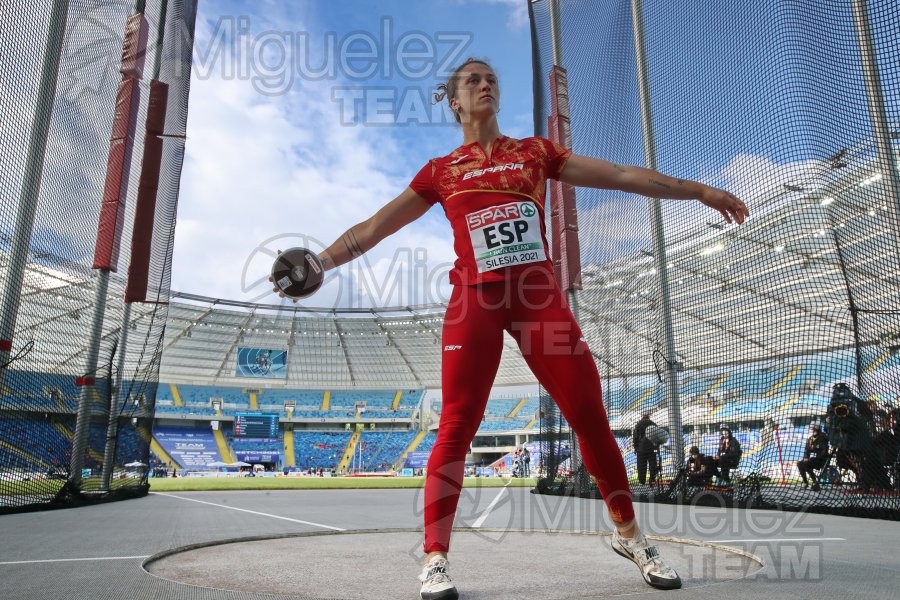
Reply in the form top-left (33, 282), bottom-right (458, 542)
top-left (558, 154), bottom-right (749, 225)
top-left (317, 187), bottom-right (432, 271)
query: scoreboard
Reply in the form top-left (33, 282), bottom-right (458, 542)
top-left (233, 413), bottom-right (279, 438)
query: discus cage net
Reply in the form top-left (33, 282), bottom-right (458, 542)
top-left (0, 0), bottom-right (197, 513)
top-left (530, 0), bottom-right (900, 519)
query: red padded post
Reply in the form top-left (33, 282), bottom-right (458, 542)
top-left (92, 77), bottom-right (140, 271)
top-left (548, 66), bottom-right (582, 292)
top-left (124, 80), bottom-right (169, 303)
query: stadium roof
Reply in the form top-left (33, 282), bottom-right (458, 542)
top-left (577, 153), bottom-right (900, 377)
top-left (158, 296), bottom-right (534, 387)
top-left (5, 147), bottom-right (898, 389)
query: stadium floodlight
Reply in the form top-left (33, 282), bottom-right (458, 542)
top-left (859, 173), bottom-right (883, 186)
top-left (700, 243), bottom-right (725, 256)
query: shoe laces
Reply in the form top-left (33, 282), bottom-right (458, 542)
top-left (643, 551), bottom-right (676, 576)
top-left (620, 534), bottom-right (676, 575)
top-left (421, 557), bottom-right (452, 585)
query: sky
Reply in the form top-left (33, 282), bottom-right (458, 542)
top-left (0, 0), bottom-right (895, 400)
top-left (0, 0), bottom-right (895, 411)
top-left (171, 0), bottom-right (534, 309)
top-left (169, 0), bottom-right (900, 311)
top-left (2, 0), bottom-right (893, 313)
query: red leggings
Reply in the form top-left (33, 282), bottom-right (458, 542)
top-left (424, 275), bottom-right (634, 553)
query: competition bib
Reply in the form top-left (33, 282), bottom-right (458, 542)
top-left (466, 201), bottom-right (546, 273)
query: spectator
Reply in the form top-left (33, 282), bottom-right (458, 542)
top-left (797, 422), bottom-right (829, 491)
top-left (632, 413), bottom-right (658, 485)
top-left (521, 446), bottom-right (531, 477)
top-left (713, 425), bottom-right (742, 484)
top-left (874, 408), bottom-right (900, 490)
top-left (826, 383), bottom-right (891, 491)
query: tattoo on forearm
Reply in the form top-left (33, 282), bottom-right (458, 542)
top-left (677, 179), bottom-right (686, 186)
top-left (340, 235), bottom-right (351, 257)
top-left (650, 178), bottom-right (671, 189)
top-left (349, 230), bottom-right (364, 256)
top-left (613, 164), bottom-right (627, 174)
top-left (342, 229), bottom-right (364, 258)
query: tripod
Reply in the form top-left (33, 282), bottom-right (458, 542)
top-left (649, 445), bottom-right (668, 494)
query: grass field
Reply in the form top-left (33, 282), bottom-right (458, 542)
top-left (147, 476), bottom-right (538, 492)
top-left (0, 477), bottom-right (140, 497)
top-left (0, 479), bottom-right (65, 496)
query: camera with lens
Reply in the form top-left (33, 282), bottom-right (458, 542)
top-left (830, 383), bottom-right (856, 421)
top-left (827, 382), bottom-right (870, 451)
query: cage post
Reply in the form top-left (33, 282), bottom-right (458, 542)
top-left (69, 272), bottom-right (111, 486)
top-left (100, 303), bottom-right (131, 491)
top-left (73, 1), bottom-right (152, 487)
top-left (546, 0), bottom-right (590, 494)
top-left (630, 0), bottom-right (684, 467)
top-left (850, 0), bottom-right (900, 231)
top-left (0, 1), bottom-right (69, 385)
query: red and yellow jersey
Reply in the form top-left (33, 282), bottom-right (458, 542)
top-left (410, 135), bottom-right (571, 286)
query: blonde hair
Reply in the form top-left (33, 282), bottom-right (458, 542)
top-left (433, 58), bottom-right (496, 124)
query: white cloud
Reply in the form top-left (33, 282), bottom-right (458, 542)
top-left (574, 193), bottom-right (651, 266)
top-left (572, 153), bottom-right (832, 266)
top-left (171, 13), bottom-right (458, 308)
top-left (718, 153), bottom-right (829, 208)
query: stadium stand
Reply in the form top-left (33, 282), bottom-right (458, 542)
top-left (256, 389), bottom-right (324, 408)
top-left (412, 431), bottom-right (438, 456)
top-left (153, 386), bottom-right (423, 421)
top-left (4, 346), bottom-right (894, 482)
top-left (330, 390), bottom-right (404, 409)
top-left (477, 419), bottom-right (534, 432)
top-left (175, 384), bottom-right (249, 407)
top-left (293, 431), bottom-right (352, 471)
top-left (483, 398), bottom-right (520, 417)
top-left (3, 346), bottom-right (895, 509)
top-left (0, 417), bottom-right (73, 471)
top-left (352, 430), bottom-right (418, 472)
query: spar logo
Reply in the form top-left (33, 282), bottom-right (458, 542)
top-left (467, 201), bottom-right (537, 230)
top-left (462, 163), bottom-right (524, 180)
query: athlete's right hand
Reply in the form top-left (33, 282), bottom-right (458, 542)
top-left (698, 186), bottom-right (749, 225)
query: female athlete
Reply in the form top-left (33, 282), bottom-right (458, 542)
top-left (273, 58), bottom-right (748, 599)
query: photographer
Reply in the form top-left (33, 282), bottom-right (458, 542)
top-left (874, 408), bottom-right (900, 490)
top-left (826, 383), bottom-right (891, 491)
top-left (686, 446), bottom-right (715, 486)
top-left (632, 413), bottom-right (659, 485)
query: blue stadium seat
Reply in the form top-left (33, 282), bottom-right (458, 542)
top-left (292, 431), bottom-right (351, 470)
top-left (353, 430), bottom-right (418, 471)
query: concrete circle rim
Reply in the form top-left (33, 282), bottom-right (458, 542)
top-left (142, 527), bottom-right (766, 599)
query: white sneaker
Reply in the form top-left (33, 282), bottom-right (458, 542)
top-left (611, 530), bottom-right (682, 590)
top-left (418, 556), bottom-right (458, 600)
